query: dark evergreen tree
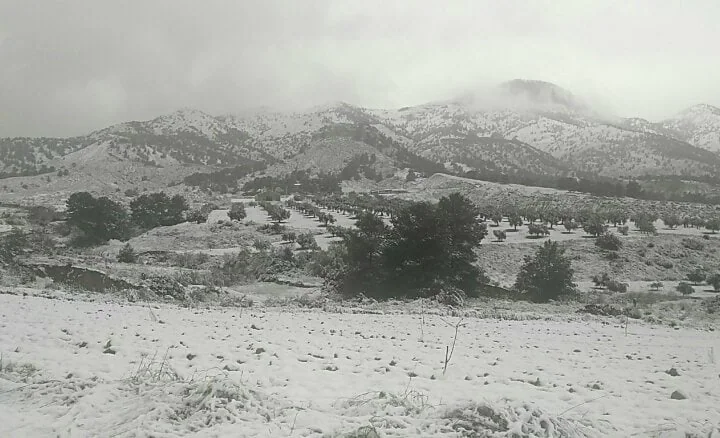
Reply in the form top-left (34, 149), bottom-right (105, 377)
top-left (514, 240), bottom-right (576, 302)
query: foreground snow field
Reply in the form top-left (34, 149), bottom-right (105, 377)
top-left (1, 294), bottom-right (719, 437)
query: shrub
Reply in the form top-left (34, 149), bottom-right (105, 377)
top-left (282, 231), bottom-right (297, 243)
top-left (592, 272), bottom-right (610, 288)
top-left (606, 280), bottom-right (629, 293)
top-left (124, 188), bottom-right (139, 197)
top-left (252, 238), bottom-right (271, 251)
top-left (681, 238), bottom-right (705, 251)
top-left (142, 274), bottom-right (186, 300)
top-left (492, 229), bottom-right (507, 241)
top-left (27, 206), bottom-right (61, 226)
top-left (514, 240), bottom-right (576, 302)
top-left (650, 281), bottom-right (664, 291)
top-left (676, 282), bottom-right (694, 296)
top-left (170, 252), bottom-right (209, 269)
top-left (0, 227), bottom-right (28, 264)
top-left (595, 232), bottom-right (622, 251)
top-left (117, 243), bottom-right (138, 263)
top-left (186, 209), bottom-right (209, 224)
top-left (617, 225), bottom-right (629, 236)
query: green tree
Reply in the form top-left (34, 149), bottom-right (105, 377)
top-left (662, 214), bottom-right (680, 229)
top-left (706, 218), bottom-right (720, 234)
top-left (508, 213), bottom-right (523, 231)
top-left (130, 192), bottom-right (188, 229)
top-left (296, 232), bottom-right (319, 250)
top-left (676, 282), bottom-right (694, 295)
top-left (687, 268), bottom-right (706, 285)
top-left (0, 227), bottom-right (28, 264)
top-left (583, 215), bottom-right (607, 237)
top-left (527, 223), bottom-right (550, 238)
top-left (514, 240), bottom-right (576, 302)
top-left (228, 202), bottom-right (247, 221)
top-left (706, 274), bottom-right (720, 292)
top-left (66, 192), bottom-right (130, 244)
top-left (268, 207), bottom-right (291, 224)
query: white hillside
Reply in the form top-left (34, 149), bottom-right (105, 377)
top-left (662, 104), bottom-right (720, 153)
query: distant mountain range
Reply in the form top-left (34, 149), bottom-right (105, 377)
top-left (1, 79), bottom-right (720, 190)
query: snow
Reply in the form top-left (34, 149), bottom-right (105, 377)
top-left (1, 293), bottom-right (719, 437)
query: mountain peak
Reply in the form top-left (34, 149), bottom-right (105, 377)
top-left (677, 103), bottom-right (720, 118)
top-left (498, 79), bottom-right (587, 112)
top-left (452, 79), bottom-right (590, 115)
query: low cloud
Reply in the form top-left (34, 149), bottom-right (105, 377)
top-left (1, 0), bottom-right (719, 136)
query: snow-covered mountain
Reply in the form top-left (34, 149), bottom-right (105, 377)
top-left (1, 80), bottom-right (720, 187)
top-left (660, 104), bottom-right (720, 153)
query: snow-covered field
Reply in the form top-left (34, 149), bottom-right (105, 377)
top-left (1, 293), bottom-right (719, 437)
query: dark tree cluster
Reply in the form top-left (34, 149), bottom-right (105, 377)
top-left (130, 192), bottom-right (189, 229)
top-left (325, 193), bottom-right (489, 300)
top-left (65, 191), bottom-right (191, 245)
top-left (66, 192), bottom-right (131, 245)
top-left (183, 161), bottom-right (267, 193)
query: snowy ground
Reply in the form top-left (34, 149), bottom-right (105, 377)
top-left (1, 293), bottom-right (719, 437)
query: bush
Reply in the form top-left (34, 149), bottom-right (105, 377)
top-left (186, 209), bottom-right (209, 224)
top-left (492, 229), bottom-right (507, 241)
top-left (142, 274), bottom-right (186, 300)
top-left (0, 227), bottom-right (28, 264)
top-left (650, 281), bottom-right (664, 291)
top-left (170, 252), bottom-right (209, 269)
top-left (617, 225), bottom-right (629, 236)
top-left (681, 238), bottom-right (704, 251)
top-left (282, 231), bottom-right (297, 243)
top-left (252, 238), bottom-right (271, 251)
top-left (514, 240), bottom-right (576, 302)
top-left (676, 282), bottom-right (694, 296)
top-left (606, 280), bottom-right (629, 293)
top-left (592, 272), bottom-right (610, 288)
top-left (258, 223), bottom-right (286, 235)
top-left (27, 206), bottom-right (61, 226)
top-left (117, 243), bottom-right (138, 263)
top-left (595, 232), bottom-right (622, 251)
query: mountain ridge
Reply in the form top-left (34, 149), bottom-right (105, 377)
top-left (1, 80), bottom-right (720, 193)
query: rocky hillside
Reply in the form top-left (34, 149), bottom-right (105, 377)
top-left (660, 104), bottom-right (720, 153)
top-left (1, 80), bottom-right (719, 189)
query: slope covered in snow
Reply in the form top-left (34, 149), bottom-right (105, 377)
top-left (1, 293), bottom-right (718, 437)
top-left (661, 104), bottom-right (720, 153)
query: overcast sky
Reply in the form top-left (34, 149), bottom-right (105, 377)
top-left (1, 0), bottom-right (719, 137)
